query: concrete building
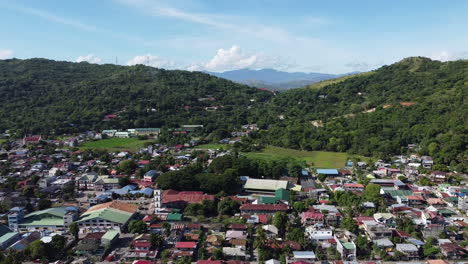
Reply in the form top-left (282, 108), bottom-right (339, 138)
top-left (12, 207), bottom-right (78, 232)
top-left (76, 200), bottom-right (138, 233)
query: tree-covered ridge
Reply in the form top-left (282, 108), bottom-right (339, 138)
top-left (0, 58), bottom-right (272, 134)
top-left (257, 57), bottom-right (467, 171)
top-left (0, 57), bottom-right (466, 171)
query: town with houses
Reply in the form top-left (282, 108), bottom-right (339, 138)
top-left (0, 126), bottom-right (466, 264)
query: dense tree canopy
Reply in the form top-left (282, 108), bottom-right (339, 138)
top-left (0, 57), bottom-right (466, 171)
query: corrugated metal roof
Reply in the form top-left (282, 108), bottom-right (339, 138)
top-left (244, 179), bottom-right (288, 191)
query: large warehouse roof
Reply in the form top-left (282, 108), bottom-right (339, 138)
top-left (244, 178), bottom-right (288, 191)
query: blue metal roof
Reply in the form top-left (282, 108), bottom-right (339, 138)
top-left (316, 169), bottom-right (339, 175)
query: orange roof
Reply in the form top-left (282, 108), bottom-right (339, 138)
top-left (406, 195), bottom-right (424, 201)
top-left (344, 183), bottom-right (364, 188)
top-left (426, 198), bottom-right (445, 205)
top-left (86, 200), bottom-right (138, 214)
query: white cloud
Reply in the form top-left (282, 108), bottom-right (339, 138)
top-left (126, 54), bottom-right (177, 69)
top-left (430, 51), bottom-right (468, 62)
top-left (188, 45), bottom-right (294, 72)
top-left (76, 54), bottom-right (102, 64)
top-left (0, 49), bottom-right (13, 59)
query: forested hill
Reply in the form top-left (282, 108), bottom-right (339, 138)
top-left (0, 58), bottom-right (272, 135)
top-left (0, 57), bottom-right (466, 171)
top-left (257, 57), bottom-right (468, 172)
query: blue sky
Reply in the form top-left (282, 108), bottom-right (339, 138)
top-left (0, 0), bottom-right (467, 73)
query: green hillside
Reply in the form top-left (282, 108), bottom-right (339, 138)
top-left (0, 58), bottom-right (272, 135)
top-left (257, 57), bottom-right (468, 172)
top-left (0, 57), bottom-right (466, 172)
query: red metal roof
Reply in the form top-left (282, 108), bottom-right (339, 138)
top-left (133, 241), bottom-right (151, 248)
top-left (175, 241), bottom-right (197, 249)
top-left (197, 261), bottom-right (224, 264)
top-left (240, 203), bottom-right (288, 211)
top-left (163, 190), bottom-right (215, 204)
top-left (259, 214), bottom-right (268, 224)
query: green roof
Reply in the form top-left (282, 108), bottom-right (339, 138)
top-left (97, 177), bottom-right (119, 184)
top-left (77, 208), bottom-right (133, 224)
top-left (260, 197), bottom-right (278, 204)
top-left (275, 188), bottom-right (290, 200)
top-left (0, 232), bottom-right (19, 244)
top-left (167, 213), bottom-right (183, 221)
top-left (102, 230), bottom-right (120, 241)
top-left (341, 241), bottom-right (356, 250)
top-left (383, 190), bottom-right (413, 198)
top-left (0, 225), bottom-right (12, 237)
top-left (20, 217), bottom-right (65, 227)
top-left (19, 207), bottom-right (72, 227)
top-left (438, 209), bottom-right (456, 216)
top-left (24, 207), bottom-right (68, 218)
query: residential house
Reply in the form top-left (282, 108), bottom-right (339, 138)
top-left (343, 183), bottom-right (364, 192)
top-left (76, 172), bottom-right (99, 190)
top-left (335, 236), bottom-right (356, 261)
top-left (174, 241), bottom-right (197, 258)
top-left (22, 135), bottom-right (42, 145)
top-left (396, 243), bottom-right (419, 260)
top-left (422, 224), bottom-right (444, 238)
top-left (305, 228), bottom-right (333, 242)
top-left (421, 157), bottom-right (434, 169)
top-left (312, 205), bottom-right (341, 225)
top-left (440, 242), bottom-right (466, 259)
top-left (301, 211), bottom-right (325, 225)
top-left (361, 220), bottom-right (392, 240)
top-left (124, 234), bottom-right (158, 261)
top-left (430, 171), bottom-right (447, 183)
top-left (373, 238), bottom-right (394, 252)
top-left (373, 213), bottom-right (396, 227)
top-left (222, 247), bottom-right (247, 259)
top-left (289, 251), bottom-right (316, 263)
top-left (262, 225), bottom-right (279, 238)
top-left (426, 198), bottom-right (446, 208)
top-left (226, 230), bottom-right (248, 240)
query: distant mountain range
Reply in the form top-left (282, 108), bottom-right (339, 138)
top-left (206, 68), bottom-right (358, 90)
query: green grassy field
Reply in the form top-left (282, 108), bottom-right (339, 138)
top-left (79, 138), bottom-right (153, 152)
top-left (195, 144), bottom-right (230, 150)
top-left (242, 146), bottom-right (351, 168)
top-left (0, 139), bottom-right (6, 144)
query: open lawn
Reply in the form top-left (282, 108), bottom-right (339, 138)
top-left (79, 138), bottom-right (153, 152)
top-left (242, 146), bottom-right (352, 168)
top-left (195, 143), bottom-right (230, 150)
top-left (0, 139), bottom-right (6, 144)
